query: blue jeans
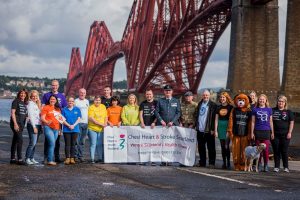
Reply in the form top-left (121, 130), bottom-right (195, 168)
top-left (25, 124), bottom-right (42, 159)
top-left (44, 126), bottom-right (59, 162)
top-left (88, 129), bottom-right (104, 161)
top-left (75, 123), bottom-right (88, 159)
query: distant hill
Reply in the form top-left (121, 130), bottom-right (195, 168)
top-left (0, 75), bottom-right (128, 93)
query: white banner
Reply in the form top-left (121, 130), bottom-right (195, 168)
top-left (104, 126), bottom-right (197, 166)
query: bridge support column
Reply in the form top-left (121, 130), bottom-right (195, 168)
top-left (281, 0), bottom-right (300, 111)
top-left (227, 0), bottom-right (280, 100)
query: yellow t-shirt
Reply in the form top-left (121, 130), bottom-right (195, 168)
top-left (88, 104), bottom-right (107, 132)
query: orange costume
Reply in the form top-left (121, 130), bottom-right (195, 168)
top-left (227, 94), bottom-right (251, 171)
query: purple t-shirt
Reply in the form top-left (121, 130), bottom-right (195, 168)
top-left (252, 107), bottom-right (272, 131)
top-left (42, 92), bottom-right (67, 109)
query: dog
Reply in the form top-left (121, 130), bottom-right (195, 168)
top-left (244, 143), bottom-right (266, 172)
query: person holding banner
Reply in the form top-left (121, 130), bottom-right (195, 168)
top-left (88, 96), bottom-right (107, 163)
top-left (107, 96), bottom-right (122, 127)
top-left (41, 95), bottom-right (63, 166)
top-left (61, 97), bottom-right (82, 165)
top-left (180, 91), bottom-right (198, 128)
top-left (139, 89), bottom-right (157, 128)
top-left (42, 80), bottom-right (67, 164)
top-left (121, 94), bottom-right (140, 126)
top-left (194, 89), bottom-right (217, 168)
top-left (155, 85), bottom-right (181, 127)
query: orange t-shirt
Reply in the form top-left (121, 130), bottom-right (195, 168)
top-left (107, 105), bottom-right (122, 126)
top-left (41, 105), bottom-right (61, 130)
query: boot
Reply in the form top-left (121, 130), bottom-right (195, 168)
top-left (64, 158), bottom-right (71, 165)
top-left (70, 158), bottom-right (76, 164)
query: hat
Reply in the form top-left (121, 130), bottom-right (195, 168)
top-left (184, 91), bottom-right (193, 96)
top-left (163, 85), bottom-right (173, 90)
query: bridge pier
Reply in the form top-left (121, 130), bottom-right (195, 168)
top-left (281, 0), bottom-right (300, 111)
top-left (227, 0), bottom-right (280, 102)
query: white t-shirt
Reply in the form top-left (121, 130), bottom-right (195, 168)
top-left (198, 101), bottom-right (208, 132)
top-left (75, 98), bottom-right (89, 124)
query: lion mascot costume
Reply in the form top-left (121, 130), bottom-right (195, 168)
top-left (227, 94), bottom-right (252, 171)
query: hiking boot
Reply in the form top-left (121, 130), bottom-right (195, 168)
top-left (70, 158), bottom-right (75, 164)
top-left (64, 158), bottom-right (71, 165)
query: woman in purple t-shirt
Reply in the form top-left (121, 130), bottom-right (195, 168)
top-left (251, 94), bottom-right (274, 172)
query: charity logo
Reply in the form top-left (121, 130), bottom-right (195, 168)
top-left (219, 109), bottom-right (228, 116)
top-left (257, 111), bottom-right (268, 122)
top-left (119, 134), bottom-right (126, 150)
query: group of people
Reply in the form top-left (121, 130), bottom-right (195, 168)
top-left (9, 80), bottom-right (294, 172)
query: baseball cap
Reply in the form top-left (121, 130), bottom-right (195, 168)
top-left (184, 91), bottom-right (193, 96)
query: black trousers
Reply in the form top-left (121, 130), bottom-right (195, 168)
top-left (197, 131), bottom-right (216, 166)
top-left (220, 138), bottom-right (231, 166)
top-left (271, 136), bottom-right (290, 168)
top-left (44, 135), bottom-right (61, 160)
top-left (63, 133), bottom-right (78, 158)
top-left (10, 125), bottom-right (24, 160)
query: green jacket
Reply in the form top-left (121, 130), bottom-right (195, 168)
top-left (121, 104), bottom-right (140, 126)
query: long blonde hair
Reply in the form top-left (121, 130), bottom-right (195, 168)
top-left (29, 90), bottom-right (41, 108)
top-left (127, 94), bottom-right (139, 109)
top-left (256, 94), bottom-right (270, 108)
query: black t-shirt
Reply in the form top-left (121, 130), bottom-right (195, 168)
top-left (101, 97), bottom-right (112, 108)
top-left (272, 108), bottom-right (294, 136)
top-left (10, 99), bottom-right (27, 127)
top-left (216, 104), bottom-right (233, 120)
top-left (139, 100), bottom-right (157, 126)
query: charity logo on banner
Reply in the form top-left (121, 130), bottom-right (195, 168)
top-left (104, 126), bottom-right (197, 166)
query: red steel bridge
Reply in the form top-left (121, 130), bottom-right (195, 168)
top-left (65, 0), bottom-right (273, 96)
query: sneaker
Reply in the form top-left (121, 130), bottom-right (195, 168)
top-left (31, 159), bottom-right (39, 164)
top-left (284, 168), bottom-right (290, 173)
top-left (26, 158), bottom-right (34, 165)
top-left (47, 161), bottom-right (57, 166)
top-left (273, 168), bottom-right (279, 172)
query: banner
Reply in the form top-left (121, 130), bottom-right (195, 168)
top-left (104, 126), bottom-right (197, 166)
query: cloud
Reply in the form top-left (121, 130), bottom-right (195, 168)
top-left (0, 46), bottom-right (68, 78)
top-left (0, 0), bottom-right (288, 89)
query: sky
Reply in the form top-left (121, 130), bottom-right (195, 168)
top-left (0, 0), bottom-right (288, 89)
